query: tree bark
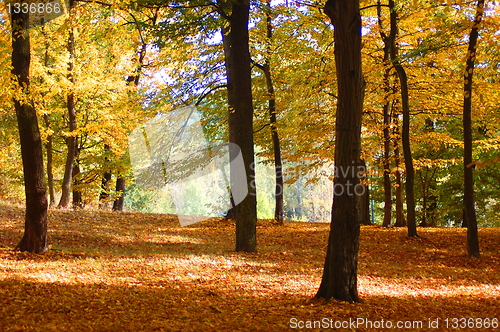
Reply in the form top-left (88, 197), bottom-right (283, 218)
top-left (109, 33), bottom-right (147, 211)
top-left (221, 25), bottom-right (237, 221)
top-left (377, 0), bottom-right (393, 228)
top-left (99, 171), bottom-right (112, 208)
top-left (12, 8), bottom-right (49, 254)
top-left (112, 177), bottom-right (126, 211)
top-left (462, 0), bottom-right (484, 258)
top-left (393, 115), bottom-right (406, 227)
top-left (98, 145), bottom-right (112, 208)
top-left (58, 0), bottom-right (77, 208)
top-left (255, 0), bottom-right (284, 224)
top-left (358, 159), bottom-right (371, 225)
top-left (420, 172), bottom-right (428, 227)
top-left (72, 147), bottom-right (83, 209)
top-left (382, 88), bottom-right (392, 227)
top-left (388, 0), bottom-right (417, 237)
top-left (41, 27), bottom-right (55, 207)
top-left (316, 0), bottom-right (364, 303)
top-left (226, 0), bottom-right (257, 252)
top-left (43, 114), bottom-right (56, 207)
top-left (269, 68), bottom-right (284, 224)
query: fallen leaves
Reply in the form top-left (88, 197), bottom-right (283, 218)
top-left (0, 205), bottom-right (499, 331)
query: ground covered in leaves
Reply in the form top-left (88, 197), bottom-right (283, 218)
top-left (0, 205), bottom-right (499, 331)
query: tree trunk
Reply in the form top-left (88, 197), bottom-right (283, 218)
top-left (227, 0), bottom-right (257, 252)
top-left (393, 115), bottom-right (406, 227)
top-left (99, 145), bottom-right (112, 209)
top-left (259, 0), bottom-right (284, 223)
top-left (12, 8), bottom-right (49, 254)
top-left (72, 148), bottom-right (83, 209)
top-left (388, 0), bottom-right (417, 237)
top-left (112, 177), bottom-right (126, 212)
top-left (296, 176), bottom-right (303, 219)
top-left (462, 0), bottom-right (484, 258)
top-left (221, 25), bottom-right (237, 222)
top-left (420, 172), bottom-right (428, 227)
top-left (72, 165), bottom-right (82, 209)
top-left (58, 0), bottom-right (77, 208)
top-left (358, 159), bottom-right (371, 225)
top-left (377, 0), bottom-right (392, 228)
top-left (43, 114), bottom-right (56, 207)
top-left (316, 0), bottom-right (364, 303)
top-left (382, 96), bottom-right (392, 227)
top-left (41, 28), bottom-right (55, 207)
top-left (99, 172), bottom-right (112, 208)
top-left (109, 36), bottom-right (147, 212)
top-left (269, 74), bottom-right (284, 224)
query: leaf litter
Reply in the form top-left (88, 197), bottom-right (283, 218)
top-left (0, 206), bottom-right (499, 331)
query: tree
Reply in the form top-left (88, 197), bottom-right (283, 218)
top-left (40, 23), bottom-right (56, 207)
top-left (112, 9), bottom-right (150, 212)
top-left (11, 8), bottom-right (49, 253)
top-left (225, 0), bottom-right (258, 252)
top-left (58, 0), bottom-right (77, 208)
top-left (316, 0), bottom-right (364, 303)
top-left (387, 0), bottom-right (417, 237)
top-left (393, 117), bottom-right (406, 227)
top-left (462, 0), bottom-right (484, 258)
top-left (252, 0), bottom-right (284, 223)
top-left (377, 0), bottom-right (393, 228)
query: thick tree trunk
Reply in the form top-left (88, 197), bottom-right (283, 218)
top-left (12, 8), bottom-right (49, 254)
top-left (58, 0), bottom-right (77, 208)
top-left (462, 0), bottom-right (484, 258)
top-left (388, 0), bottom-right (417, 237)
top-left (316, 0), bottom-right (364, 303)
top-left (227, 0), bottom-right (257, 252)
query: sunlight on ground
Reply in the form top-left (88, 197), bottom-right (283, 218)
top-left (1, 207), bottom-right (499, 331)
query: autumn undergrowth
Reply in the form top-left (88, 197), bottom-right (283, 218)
top-left (0, 205), bottom-right (499, 331)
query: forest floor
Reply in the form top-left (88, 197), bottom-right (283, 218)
top-left (0, 205), bottom-right (499, 331)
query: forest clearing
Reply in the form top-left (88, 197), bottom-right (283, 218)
top-left (2, 0), bottom-right (500, 328)
top-left (1, 206), bottom-right (498, 331)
